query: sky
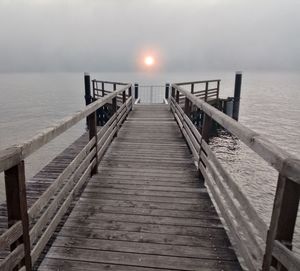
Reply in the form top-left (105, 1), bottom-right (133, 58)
top-left (0, 0), bottom-right (299, 72)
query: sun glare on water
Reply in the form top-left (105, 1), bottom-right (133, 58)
top-left (144, 56), bottom-right (155, 66)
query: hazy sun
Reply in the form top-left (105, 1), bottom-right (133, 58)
top-left (144, 56), bottom-right (155, 66)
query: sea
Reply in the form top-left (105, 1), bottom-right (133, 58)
top-left (0, 71), bottom-right (299, 253)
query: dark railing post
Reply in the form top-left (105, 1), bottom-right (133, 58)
top-left (134, 83), bottom-right (139, 100)
top-left (202, 113), bottom-right (213, 143)
top-left (101, 82), bottom-right (105, 97)
top-left (122, 90), bottom-right (126, 104)
top-left (5, 161), bottom-right (32, 270)
top-left (190, 83), bottom-right (194, 114)
top-left (84, 73), bottom-right (92, 106)
top-left (176, 90), bottom-right (180, 103)
top-left (92, 80), bottom-right (96, 99)
top-left (216, 80), bottom-right (220, 99)
top-left (204, 82), bottom-right (208, 102)
top-left (87, 111), bottom-right (98, 174)
top-left (84, 73), bottom-right (92, 128)
top-left (128, 86), bottom-right (133, 111)
top-left (233, 72), bottom-right (242, 121)
top-left (171, 86), bottom-right (175, 98)
top-left (128, 86), bottom-right (132, 97)
top-left (262, 175), bottom-right (300, 271)
top-left (112, 96), bottom-right (118, 137)
top-left (184, 97), bottom-right (190, 117)
top-left (165, 83), bottom-right (170, 99)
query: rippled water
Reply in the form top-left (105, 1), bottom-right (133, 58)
top-left (0, 71), bottom-right (299, 253)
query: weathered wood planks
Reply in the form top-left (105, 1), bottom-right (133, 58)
top-left (38, 104), bottom-right (241, 271)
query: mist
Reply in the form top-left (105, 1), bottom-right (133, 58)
top-left (0, 0), bottom-right (299, 72)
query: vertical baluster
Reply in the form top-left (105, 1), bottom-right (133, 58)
top-left (102, 82), bottom-right (105, 97)
top-left (134, 83), bottom-right (139, 100)
top-left (204, 82), bottom-right (208, 102)
top-left (201, 113), bottom-right (213, 143)
top-left (84, 73), bottom-right (92, 128)
top-left (233, 72), bottom-right (242, 121)
top-left (122, 90), bottom-right (126, 104)
top-left (165, 83), bottom-right (170, 100)
top-left (87, 111), bottom-right (98, 174)
top-left (262, 175), bottom-right (300, 271)
top-left (5, 161), bottom-right (32, 270)
top-left (128, 86), bottom-right (133, 111)
top-left (216, 80), bottom-right (220, 99)
top-left (176, 90), bottom-right (180, 103)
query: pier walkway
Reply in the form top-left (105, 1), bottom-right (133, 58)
top-left (0, 77), bottom-right (299, 271)
top-left (38, 104), bottom-right (240, 270)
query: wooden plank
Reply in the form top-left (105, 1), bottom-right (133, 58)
top-left (77, 197), bottom-right (213, 212)
top-left (71, 204), bottom-right (218, 220)
top-left (52, 236), bottom-right (236, 260)
top-left (68, 212), bottom-right (222, 228)
top-left (59, 225), bottom-right (229, 248)
top-left (45, 246), bottom-right (240, 271)
top-left (39, 258), bottom-right (174, 271)
top-left (64, 218), bottom-right (228, 238)
top-left (81, 187), bottom-right (208, 199)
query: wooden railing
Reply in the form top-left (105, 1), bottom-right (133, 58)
top-left (175, 80), bottom-right (220, 105)
top-left (92, 79), bottom-right (130, 104)
top-left (0, 79), bottom-right (133, 270)
top-left (170, 82), bottom-right (300, 271)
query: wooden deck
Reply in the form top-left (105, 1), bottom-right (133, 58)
top-left (37, 104), bottom-right (241, 271)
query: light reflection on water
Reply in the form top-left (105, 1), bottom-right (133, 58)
top-left (0, 71), bottom-right (299, 254)
top-left (209, 69), bottom-right (300, 254)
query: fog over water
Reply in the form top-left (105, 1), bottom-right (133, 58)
top-left (0, 0), bottom-right (299, 73)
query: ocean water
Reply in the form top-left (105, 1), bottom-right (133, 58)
top-left (0, 71), bottom-right (299, 253)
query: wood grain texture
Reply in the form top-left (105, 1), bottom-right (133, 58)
top-left (38, 104), bottom-right (241, 271)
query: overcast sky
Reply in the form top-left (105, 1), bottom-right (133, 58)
top-left (0, 0), bottom-right (299, 72)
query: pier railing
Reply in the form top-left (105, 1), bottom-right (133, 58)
top-left (171, 82), bottom-right (300, 271)
top-left (176, 79), bottom-right (220, 105)
top-left (0, 79), bottom-right (133, 270)
top-left (92, 79), bottom-right (130, 104)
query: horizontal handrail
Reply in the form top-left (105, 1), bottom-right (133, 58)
top-left (92, 79), bottom-right (128, 85)
top-left (175, 79), bottom-right (221, 86)
top-left (172, 84), bottom-right (300, 184)
top-left (0, 84), bottom-right (131, 173)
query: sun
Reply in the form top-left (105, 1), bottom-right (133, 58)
top-left (144, 56), bottom-right (155, 66)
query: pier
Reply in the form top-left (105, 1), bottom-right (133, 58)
top-left (0, 75), bottom-right (299, 270)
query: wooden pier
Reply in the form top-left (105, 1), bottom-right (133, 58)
top-left (0, 76), bottom-right (299, 271)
